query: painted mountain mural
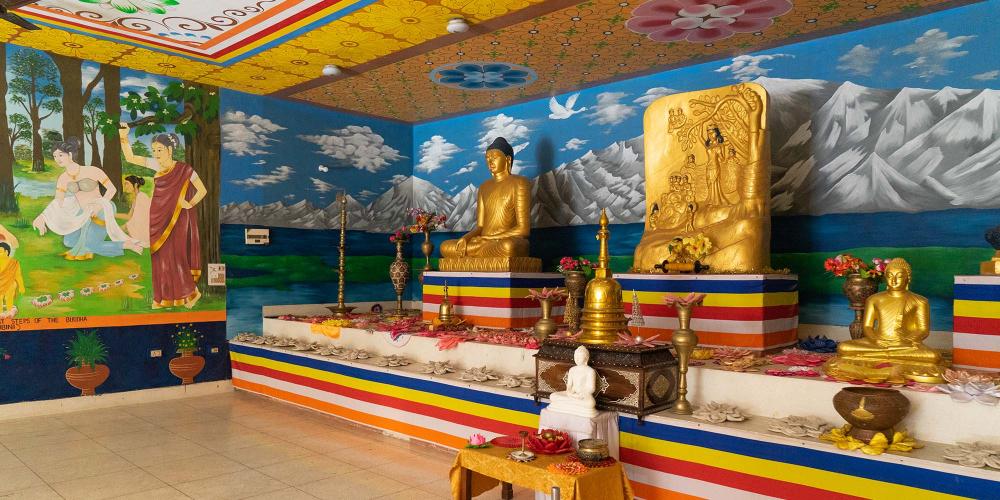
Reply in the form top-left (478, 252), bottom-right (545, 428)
top-left (223, 78), bottom-right (1000, 232)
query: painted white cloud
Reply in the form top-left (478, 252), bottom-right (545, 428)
top-left (357, 189), bottom-right (377, 198)
top-left (386, 174), bottom-right (409, 185)
top-left (450, 160), bottom-right (477, 176)
top-left (310, 177), bottom-right (335, 193)
top-left (284, 194), bottom-right (296, 200)
top-left (561, 138), bottom-right (588, 151)
top-left (837, 45), bottom-right (883, 76)
top-left (587, 92), bottom-right (635, 126)
top-left (478, 113), bottom-right (531, 155)
top-left (893, 29), bottom-right (974, 79)
top-left (318, 165), bottom-right (329, 172)
top-left (299, 125), bottom-right (406, 173)
top-left (222, 110), bottom-right (287, 157)
top-left (716, 54), bottom-right (791, 81)
top-left (633, 87), bottom-right (677, 107)
top-left (230, 165), bottom-right (294, 188)
top-left (416, 135), bottom-right (462, 174)
top-left (82, 64), bottom-right (104, 93)
top-left (511, 160), bottom-right (528, 175)
top-left (971, 70), bottom-right (999, 81)
top-left (120, 75), bottom-right (168, 94)
top-left (252, 159), bottom-right (267, 165)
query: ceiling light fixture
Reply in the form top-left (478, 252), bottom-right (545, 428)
top-left (446, 17), bottom-right (469, 34)
top-left (322, 64), bottom-right (341, 76)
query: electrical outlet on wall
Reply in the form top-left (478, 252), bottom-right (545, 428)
top-left (150, 349), bottom-right (162, 358)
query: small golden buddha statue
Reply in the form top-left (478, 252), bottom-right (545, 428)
top-left (439, 137), bottom-right (541, 273)
top-left (823, 258), bottom-right (946, 384)
top-left (633, 83), bottom-right (770, 273)
top-left (579, 209), bottom-right (629, 344)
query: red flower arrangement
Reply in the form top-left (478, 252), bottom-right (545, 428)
top-left (407, 208), bottom-right (447, 233)
top-left (557, 256), bottom-right (593, 273)
top-left (823, 254), bottom-right (890, 280)
top-left (389, 226), bottom-right (410, 243)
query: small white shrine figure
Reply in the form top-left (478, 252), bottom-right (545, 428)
top-left (547, 346), bottom-right (599, 418)
top-left (629, 290), bottom-right (645, 327)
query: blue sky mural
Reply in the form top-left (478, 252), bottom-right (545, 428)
top-left (220, 91), bottom-right (412, 207)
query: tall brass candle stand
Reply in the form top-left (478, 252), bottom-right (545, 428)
top-left (671, 301), bottom-right (698, 415)
top-left (329, 192), bottom-right (355, 318)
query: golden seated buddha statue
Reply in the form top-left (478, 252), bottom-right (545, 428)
top-left (823, 258), bottom-right (946, 384)
top-left (632, 83), bottom-right (771, 273)
top-left (439, 137), bottom-right (541, 273)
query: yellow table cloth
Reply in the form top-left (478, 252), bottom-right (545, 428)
top-left (449, 446), bottom-right (634, 500)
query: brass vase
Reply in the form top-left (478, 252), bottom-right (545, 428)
top-left (563, 271), bottom-right (587, 331)
top-left (389, 239), bottom-right (410, 318)
top-left (671, 303), bottom-right (698, 415)
top-left (843, 274), bottom-right (879, 340)
top-left (421, 229), bottom-right (434, 272)
top-left (533, 298), bottom-right (557, 339)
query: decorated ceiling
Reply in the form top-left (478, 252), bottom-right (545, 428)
top-left (4, 0), bottom-right (977, 121)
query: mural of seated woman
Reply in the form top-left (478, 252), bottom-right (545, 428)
top-left (32, 137), bottom-right (142, 260)
top-left (117, 175), bottom-right (151, 248)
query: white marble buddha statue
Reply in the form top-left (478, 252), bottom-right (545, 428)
top-left (547, 346), bottom-right (599, 418)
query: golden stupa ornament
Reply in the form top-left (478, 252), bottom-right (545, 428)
top-left (633, 83), bottom-right (771, 273)
top-left (578, 209), bottom-right (629, 345)
top-left (823, 258), bottom-right (947, 384)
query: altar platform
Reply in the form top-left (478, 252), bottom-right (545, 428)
top-left (953, 275), bottom-right (1000, 371)
top-left (617, 273), bottom-right (799, 351)
top-left (231, 334), bottom-right (1000, 499)
top-left (421, 271), bottom-right (566, 328)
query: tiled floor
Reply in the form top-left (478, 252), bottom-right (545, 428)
top-left (0, 390), bottom-right (534, 500)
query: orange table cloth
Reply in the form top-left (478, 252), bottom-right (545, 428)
top-left (449, 446), bottom-right (634, 500)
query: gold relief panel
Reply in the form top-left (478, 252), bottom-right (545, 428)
top-left (633, 83), bottom-right (771, 273)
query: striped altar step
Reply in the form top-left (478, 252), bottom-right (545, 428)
top-left (953, 275), bottom-right (1000, 371)
top-left (616, 273), bottom-right (799, 351)
top-left (421, 271), bottom-right (566, 329)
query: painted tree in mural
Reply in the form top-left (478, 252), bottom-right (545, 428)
top-left (0, 44), bottom-right (15, 212)
top-left (101, 63), bottom-right (123, 197)
top-left (7, 114), bottom-right (30, 158)
top-left (98, 80), bottom-right (221, 287)
top-left (82, 97), bottom-right (103, 168)
top-left (9, 48), bottom-right (62, 173)
top-left (51, 54), bottom-right (103, 163)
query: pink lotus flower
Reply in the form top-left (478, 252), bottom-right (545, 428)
top-left (627, 0), bottom-right (793, 43)
top-left (663, 292), bottom-right (706, 307)
top-left (769, 348), bottom-right (828, 367)
top-left (527, 287), bottom-right (567, 301)
top-left (469, 434), bottom-right (487, 446)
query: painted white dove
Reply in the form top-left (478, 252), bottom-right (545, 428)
top-left (548, 93), bottom-right (587, 119)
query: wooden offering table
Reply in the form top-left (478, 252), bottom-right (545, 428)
top-left (450, 446), bottom-right (633, 500)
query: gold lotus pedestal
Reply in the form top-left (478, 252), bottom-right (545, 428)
top-left (438, 257), bottom-right (541, 273)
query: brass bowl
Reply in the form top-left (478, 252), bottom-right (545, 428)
top-left (832, 387), bottom-right (910, 442)
top-left (577, 439), bottom-right (610, 463)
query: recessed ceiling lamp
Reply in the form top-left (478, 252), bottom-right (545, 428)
top-left (446, 17), bottom-right (469, 34)
top-left (322, 64), bottom-right (341, 76)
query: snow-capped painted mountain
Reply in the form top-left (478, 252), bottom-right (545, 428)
top-left (532, 136), bottom-right (645, 228)
top-left (761, 78), bottom-right (1000, 215)
top-left (446, 184), bottom-right (478, 231)
top-left (224, 78), bottom-right (1000, 229)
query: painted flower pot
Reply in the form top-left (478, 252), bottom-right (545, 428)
top-left (169, 350), bottom-right (205, 385)
top-left (65, 364), bottom-right (110, 396)
top-left (833, 387), bottom-right (910, 442)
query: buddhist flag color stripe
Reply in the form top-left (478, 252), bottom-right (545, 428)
top-left (617, 274), bottom-right (799, 350)
top-left (230, 343), bottom-right (997, 500)
top-left (953, 276), bottom-right (1000, 370)
top-left (422, 272), bottom-right (566, 329)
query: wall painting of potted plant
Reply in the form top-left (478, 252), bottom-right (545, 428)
top-left (169, 324), bottom-right (205, 385)
top-left (65, 330), bottom-right (110, 396)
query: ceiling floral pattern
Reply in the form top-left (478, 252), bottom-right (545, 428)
top-left (0, 0), bottom-right (974, 121)
top-left (289, 0), bottom-right (966, 121)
